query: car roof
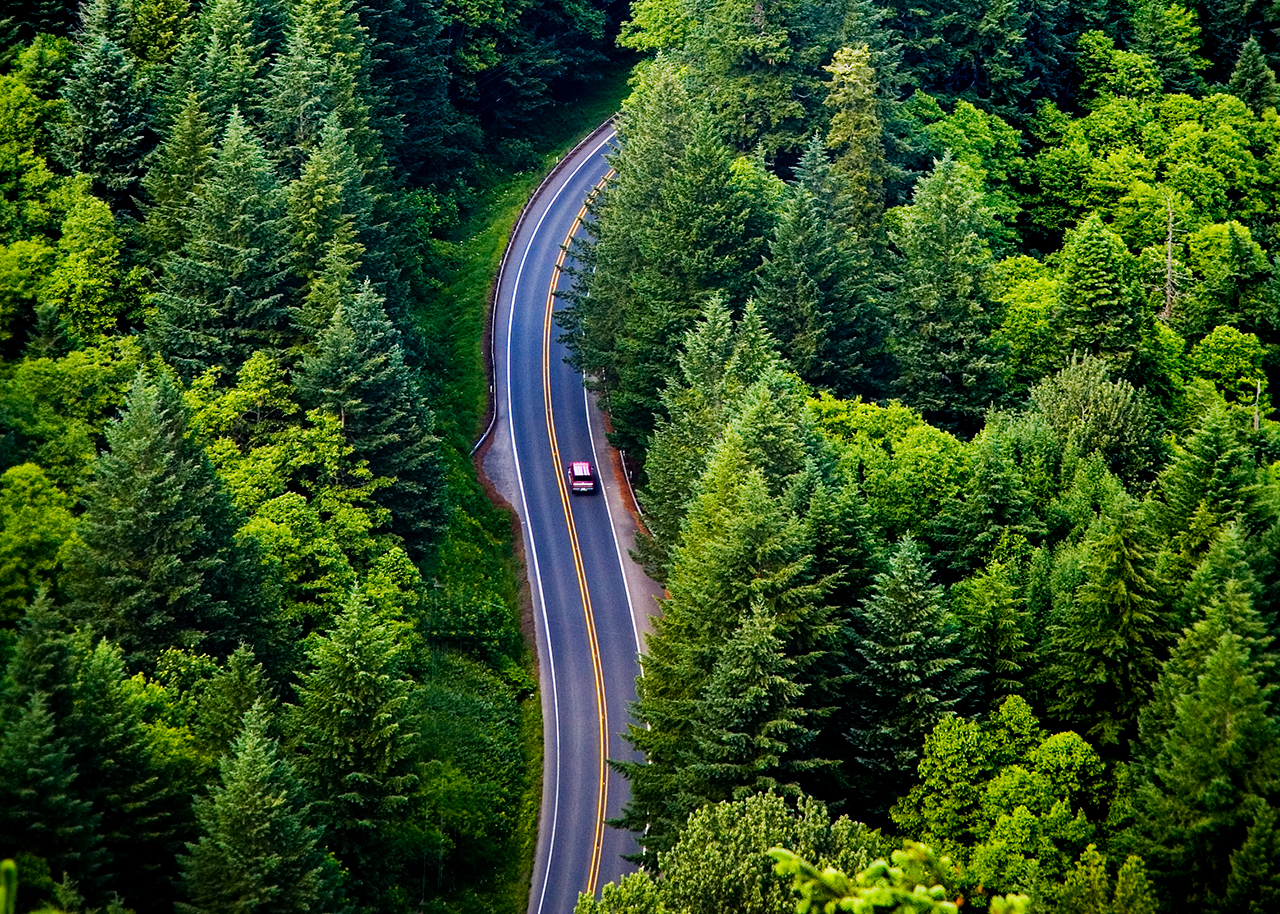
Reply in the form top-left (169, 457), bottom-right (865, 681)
top-left (570, 461), bottom-right (593, 474)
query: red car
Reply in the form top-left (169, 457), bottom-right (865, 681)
top-left (567, 461), bottom-right (596, 494)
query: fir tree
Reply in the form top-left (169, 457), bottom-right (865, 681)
top-left (295, 283), bottom-right (445, 561)
top-left (1229, 37), bottom-right (1279, 115)
top-left (54, 34), bottom-right (154, 212)
top-left (179, 703), bottom-right (342, 914)
top-left (291, 592), bottom-right (417, 910)
top-left (887, 156), bottom-right (1004, 434)
top-left (823, 45), bottom-right (886, 225)
top-left (63, 371), bottom-right (268, 669)
top-left (150, 112), bottom-right (290, 379)
top-left (186, 0), bottom-right (272, 131)
top-left (1131, 0), bottom-right (1206, 95)
top-left (1054, 214), bottom-right (1143, 365)
top-left (843, 536), bottom-right (979, 818)
top-left (24, 300), bottom-right (73, 360)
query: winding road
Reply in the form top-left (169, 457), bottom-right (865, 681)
top-left (480, 120), bottom-right (664, 913)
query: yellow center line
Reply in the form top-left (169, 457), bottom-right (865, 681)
top-left (543, 170), bottom-right (615, 896)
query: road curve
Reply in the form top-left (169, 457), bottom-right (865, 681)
top-left (481, 120), bottom-right (664, 913)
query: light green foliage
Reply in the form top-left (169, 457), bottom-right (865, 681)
top-left (127, 0), bottom-right (190, 68)
top-left (0, 240), bottom-right (56, 342)
top-left (0, 73), bottom-right (60, 246)
top-left (811, 394), bottom-right (970, 541)
top-left (1053, 845), bottom-right (1158, 914)
top-left (0, 463), bottom-right (73, 626)
top-left (619, 0), bottom-right (693, 51)
top-left (581, 793), bottom-right (885, 914)
top-left (770, 841), bottom-right (1030, 914)
top-left (0, 338), bottom-right (144, 490)
top-left (992, 256), bottom-right (1064, 388)
top-left (39, 181), bottom-right (135, 340)
top-left (824, 46), bottom-right (885, 223)
top-left (1188, 325), bottom-right (1267, 404)
top-left (1179, 220), bottom-right (1272, 341)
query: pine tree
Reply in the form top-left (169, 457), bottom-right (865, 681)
top-left (1228, 37), bottom-right (1279, 115)
top-left (295, 283), bottom-right (445, 561)
top-left (1131, 633), bottom-right (1280, 910)
top-left (150, 112), bottom-right (290, 379)
top-left (887, 155), bottom-right (1004, 434)
top-left (64, 371), bottom-right (268, 669)
top-left (179, 703), bottom-right (342, 914)
top-left (1055, 213), bottom-right (1143, 365)
top-left (186, 0), bottom-right (272, 131)
top-left (54, 34), bottom-right (154, 212)
top-left (843, 537), bottom-right (979, 818)
top-left (1043, 507), bottom-right (1169, 747)
top-left (291, 592), bottom-right (417, 909)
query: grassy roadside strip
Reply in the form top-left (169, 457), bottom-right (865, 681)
top-left (414, 62), bottom-right (633, 914)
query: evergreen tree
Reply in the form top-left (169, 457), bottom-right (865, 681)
top-left (186, 0), bottom-right (272, 131)
top-left (1228, 37), bottom-right (1279, 115)
top-left (142, 90), bottom-right (216, 258)
top-left (1131, 0), bottom-right (1206, 94)
top-left (887, 156), bottom-right (1004, 433)
top-left (179, 703), bottom-right (342, 914)
top-left (54, 34), bottom-right (154, 212)
top-left (1131, 633), bottom-right (1280, 910)
top-left (63, 371), bottom-right (268, 669)
top-left (0, 692), bottom-right (101, 891)
top-left (291, 592), bottom-right (417, 910)
top-left (824, 45), bottom-right (886, 224)
top-left (684, 599), bottom-right (823, 810)
top-left (843, 537), bottom-right (979, 818)
top-left (295, 283), bottom-right (445, 561)
top-left (24, 301), bottom-right (74, 360)
top-left (150, 112), bottom-right (290, 379)
top-left (1042, 507), bottom-right (1169, 747)
top-left (1054, 214), bottom-right (1143, 365)
top-left (1223, 804), bottom-right (1280, 914)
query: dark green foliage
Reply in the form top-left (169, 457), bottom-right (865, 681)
top-left (1223, 804), bottom-right (1280, 914)
top-left (1229, 37), bottom-right (1279, 115)
top-left (295, 283), bottom-right (446, 561)
top-left (843, 537), bottom-right (979, 818)
top-left (1055, 214), bottom-right (1143, 366)
top-left (150, 113), bottom-right (290, 379)
top-left (178, 702), bottom-right (342, 914)
top-left (142, 90), bottom-right (216, 258)
top-left (54, 35), bottom-right (154, 212)
top-left (1129, 633), bottom-right (1280, 910)
top-left (63, 371), bottom-right (269, 670)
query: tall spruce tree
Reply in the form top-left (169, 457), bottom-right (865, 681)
top-left (295, 283), bottom-right (445, 561)
top-left (150, 112), bottom-right (290, 379)
top-left (290, 592), bottom-right (418, 910)
top-left (63, 371), bottom-right (268, 669)
top-left (179, 702), bottom-right (342, 914)
top-left (1223, 804), bottom-right (1280, 914)
top-left (843, 536), bottom-right (979, 819)
top-left (142, 90), bottom-right (216, 258)
top-left (1229, 37), bottom-right (1279, 114)
top-left (185, 0), bottom-right (272, 131)
top-left (887, 156), bottom-right (1004, 433)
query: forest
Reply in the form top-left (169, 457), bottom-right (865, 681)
top-left (556, 0), bottom-right (1280, 911)
top-left (0, 0), bottom-right (622, 910)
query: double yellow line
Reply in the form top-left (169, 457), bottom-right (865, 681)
top-left (541, 172), bottom-right (615, 895)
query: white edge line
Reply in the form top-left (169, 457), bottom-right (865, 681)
top-left (504, 128), bottom-right (617, 914)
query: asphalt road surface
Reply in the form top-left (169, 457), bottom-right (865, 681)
top-left (482, 120), bottom-right (665, 914)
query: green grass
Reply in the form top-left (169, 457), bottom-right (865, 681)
top-left (413, 61), bottom-right (633, 914)
top-left (421, 60), bottom-right (633, 450)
